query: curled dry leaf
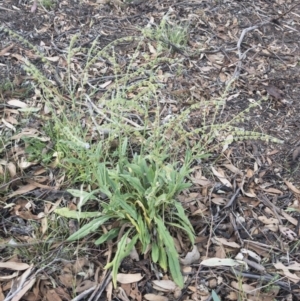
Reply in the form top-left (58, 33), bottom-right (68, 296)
top-left (179, 245), bottom-right (200, 265)
top-left (240, 249), bottom-right (261, 262)
top-left (211, 167), bottom-right (232, 188)
top-left (242, 258), bottom-right (266, 273)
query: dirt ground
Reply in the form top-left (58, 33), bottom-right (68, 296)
top-left (1, 0), bottom-right (300, 300)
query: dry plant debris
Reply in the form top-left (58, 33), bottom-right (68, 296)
top-left (1, 0), bottom-right (300, 300)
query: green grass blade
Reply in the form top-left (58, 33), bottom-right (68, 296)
top-left (67, 216), bottom-right (110, 241)
top-left (95, 228), bottom-right (120, 245)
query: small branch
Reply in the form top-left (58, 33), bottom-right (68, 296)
top-left (233, 3), bottom-right (300, 79)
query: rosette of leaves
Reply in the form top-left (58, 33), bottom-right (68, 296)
top-left (60, 146), bottom-right (194, 288)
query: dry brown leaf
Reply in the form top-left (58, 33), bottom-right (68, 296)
top-left (223, 164), bottom-right (243, 175)
top-left (0, 43), bottom-right (14, 56)
top-left (267, 149), bottom-right (279, 156)
top-left (206, 53), bottom-right (224, 65)
top-left (231, 281), bottom-right (256, 295)
top-left (46, 289), bottom-right (62, 301)
top-left (0, 271), bottom-right (18, 281)
top-left (261, 187), bottom-right (282, 194)
top-left (148, 43), bottom-right (157, 54)
top-left (215, 237), bottom-right (240, 248)
top-left (279, 226), bottom-right (297, 241)
top-left (265, 85), bottom-right (284, 100)
top-left (219, 72), bottom-right (228, 82)
top-left (226, 291), bottom-right (238, 300)
top-left (41, 217), bottom-right (48, 236)
top-left (75, 280), bottom-right (96, 293)
top-left (2, 118), bottom-right (16, 132)
top-left (7, 99), bottom-right (28, 108)
top-left (59, 272), bottom-right (73, 288)
top-left (211, 167), bottom-right (232, 188)
top-left (152, 280), bottom-right (176, 292)
top-left (117, 273), bottom-right (143, 284)
top-left (215, 245), bottom-right (226, 258)
top-left (73, 258), bottom-right (88, 274)
top-left (191, 207), bottom-right (207, 216)
top-left (200, 258), bottom-right (242, 267)
top-left (273, 262), bottom-right (300, 283)
top-left (191, 177), bottom-right (211, 186)
top-left (5, 183), bottom-right (37, 200)
top-left (45, 56), bottom-right (60, 62)
top-left (144, 294), bottom-right (168, 301)
top-left (7, 162), bottom-right (17, 177)
top-left (292, 146), bottom-right (300, 161)
top-left (0, 262), bottom-right (30, 271)
top-left (211, 197), bottom-right (227, 205)
top-left (0, 285), bottom-right (4, 301)
top-left (179, 246), bottom-right (200, 265)
top-left (11, 266), bottom-right (35, 301)
top-left (53, 287), bottom-right (70, 301)
top-left (280, 210), bottom-right (298, 226)
top-left (17, 210), bottom-right (44, 220)
top-left (240, 249), bottom-right (261, 262)
top-left (284, 180), bottom-right (300, 194)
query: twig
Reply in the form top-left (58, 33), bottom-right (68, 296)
top-left (233, 3), bottom-right (300, 79)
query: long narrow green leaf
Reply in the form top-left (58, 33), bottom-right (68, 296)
top-left (167, 249), bottom-right (184, 288)
top-left (95, 228), bottom-right (120, 245)
top-left (154, 217), bottom-right (184, 288)
top-left (105, 233), bottom-right (138, 287)
top-left (116, 196), bottom-right (138, 220)
top-left (151, 242), bottom-right (159, 263)
top-left (55, 208), bottom-right (102, 219)
top-left (120, 174), bottom-right (145, 194)
top-left (166, 222), bottom-right (195, 245)
top-left (158, 246), bottom-right (168, 271)
top-left (67, 216), bottom-right (110, 241)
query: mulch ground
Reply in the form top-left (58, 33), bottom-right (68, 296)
top-left (1, 1), bottom-right (300, 301)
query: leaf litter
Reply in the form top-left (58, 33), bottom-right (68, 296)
top-left (0, 0), bottom-right (300, 300)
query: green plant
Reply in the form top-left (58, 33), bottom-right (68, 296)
top-left (39, 0), bottom-right (56, 10)
top-left (142, 13), bottom-right (190, 54)
top-left (22, 137), bottom-right (53, 164)
top-left (1, 23), bottom-right (284, 292)
top-left (56, 143), bottom-right (195, 288)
